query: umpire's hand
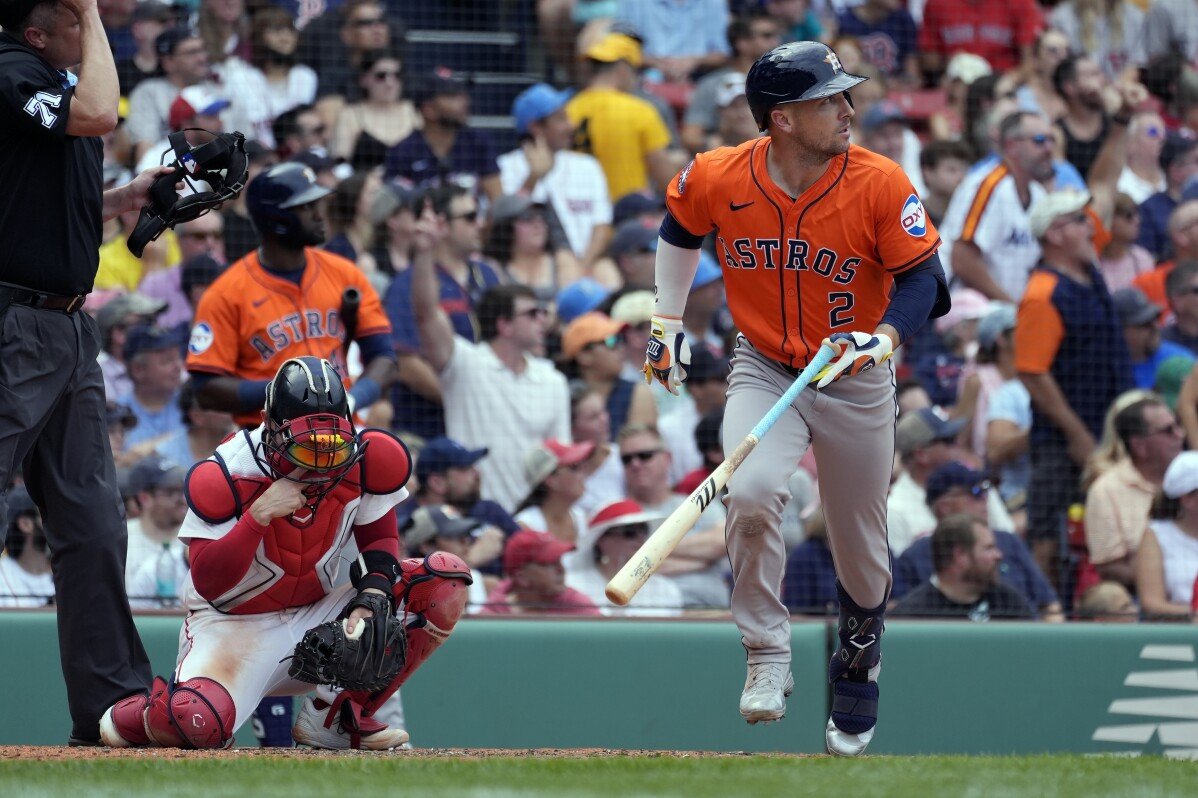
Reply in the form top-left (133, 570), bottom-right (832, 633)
top-left (106, 166), bottom-right (180, 217)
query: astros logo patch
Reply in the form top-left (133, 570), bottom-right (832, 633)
top-left (189, 322), bottom-right (214, 355)
top-left (677, 159), bottom-right (695, 195)
top-left (900, 193), bottom-right (926, 237)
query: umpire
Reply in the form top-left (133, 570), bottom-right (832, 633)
top-left (0, 0), bottom-right (177, 745)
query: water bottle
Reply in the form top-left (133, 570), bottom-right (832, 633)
top-left (155, 542), bottom-right (176, 608)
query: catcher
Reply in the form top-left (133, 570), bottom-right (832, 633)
top-left (99, 356), bottom-right (472, 750)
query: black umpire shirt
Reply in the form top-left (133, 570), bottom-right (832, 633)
top-left (0, 32), bottom-right (104, 296)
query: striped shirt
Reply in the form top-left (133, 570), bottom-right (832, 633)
top-left (938, 162), bottom-right (1046, 300)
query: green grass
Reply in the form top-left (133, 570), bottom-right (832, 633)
top-left (2, 754), bottom-right (1197, 798)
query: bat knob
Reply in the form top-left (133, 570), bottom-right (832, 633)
top-left (605, 584), bottom-right (631, 606)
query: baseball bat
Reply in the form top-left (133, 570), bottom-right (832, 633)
top-left (605, 343), bottom-right (837, 606)
top-left (340, 286), bottom-right (360, 361)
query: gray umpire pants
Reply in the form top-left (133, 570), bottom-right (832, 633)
top-left (723, 339), bottom-right (895, 665)
top-left (0, 302), bottom-right (152, 741)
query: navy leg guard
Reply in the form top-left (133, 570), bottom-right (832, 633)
top-left (828, 582), bottom-right (884, 735)
top-left (251, 696), bottom-right (294, 747)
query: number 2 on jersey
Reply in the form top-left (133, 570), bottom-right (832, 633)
top-left (829, 292), bottom-right (854, 328)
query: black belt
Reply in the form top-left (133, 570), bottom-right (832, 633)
top-left (0, 284), bottom-right (86, 314)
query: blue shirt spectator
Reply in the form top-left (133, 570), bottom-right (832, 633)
top-left (1137, 190), bottom-right (1176, 262)
top-left (615, 0), bottom-right (731, 60)
top-left (986, 379), bottom-right (1032, 504)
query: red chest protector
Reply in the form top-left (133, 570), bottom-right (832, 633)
top-left (185, 428), bottom-right (411, 614)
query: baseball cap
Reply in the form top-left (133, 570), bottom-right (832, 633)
top-left (155, 26), bottom-right (198, 58)
top-left (976, 302), bottom-right (1017, 348)
top-left (403, 505), bottom-right (480, 548)
top-left (0, 0), bottom-right (39, 29)
top-left (502, 529), bottom-right (574, 575)
top-left (524, 438), bottom-right (599, 487)
top-left (106, 401), bottom-right (138, 430)
top-left (168, 86), bottom-right (230, 131)
top-left (861, 100), bottom-right (909, 133)
top-left (896, 408), bottom-right (966, 456)
top-left (1163, 451), bottom-right (1198, 498)
top-left (96, 292), bottom-right (168, 339)
top-left (691, 252), bottom-right (722, 292)
top-left (944, 52), bottom-right (992, 86)
top-left (5, 484), bottom-right (37, 526)
top-left (1158, 354), bottom-right (1197, 410)
top-left (490, 194), bottom-right (545, 224)
top-left (370, 181), bottom-right (418, 225)
top-left (612, 191), bottom-right (664, 226)
top-left (290, 146), bottom-right (338, 173)
top-left (609, 219), bottom-right (658, 258)
top-left (1113, 287), bottom-right (1162, 327)
top-left (180, 253), bottom-right (227, 298)
top-left (687, 346), bottom-right (730, 383)
top-left (132, 1), bottom-right (176, 24)
top-left (128, 455), bottom-right (186, 494)
top-left (610, 289), bottom-right (655, 325)
top-left (415, 437), bottom-right (488, 481)
top-left (694, 406), bottom-right (724, 453)
top-left (1028, 189), bottom-right (1091, 239)
top-left (715, 72), bottom-right (746, 109)
top-left (409, 67), bottom-right (470, 106)
top-left (122, 323), bottom-right (187, 362)
top-left (512, 83), bottom-right (574, 135)
top-left (925, 462), bottom-right (990, 506)
top-left (571, 498), bottom-right (661, 564)
top-left (561, 311), bottom-right (627, 359)
top-left (1160, 132), bottom-right (1198, 170)
top-left (934, 288), bottom-right (990, 334)
top-left (556, 279), bottom-right (610, 324)
top-left (584, 31), bottom-right (643, 67)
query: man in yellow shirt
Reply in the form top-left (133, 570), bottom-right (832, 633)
top-left (566, 32), bottom-right (676, 200)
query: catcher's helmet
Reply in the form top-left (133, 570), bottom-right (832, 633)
top-left (255, 357), bottom-right (364, 486)
top-left (246, 162), bottom-right (332, 248)
top-left (746, 41), bottom-right (868, 131)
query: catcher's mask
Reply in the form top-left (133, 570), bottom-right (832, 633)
top-left (253, 357), bottom-right (366, 489)
top-left (127, 129), bottom-right (249, 257)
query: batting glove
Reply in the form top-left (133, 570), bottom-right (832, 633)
top-left (815, 331), bottom-right (894, 389)
top-left (643, 315), bottom-right (691, 396)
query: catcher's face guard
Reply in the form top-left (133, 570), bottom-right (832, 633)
top-left (254, 413), bottom-right (365, 486)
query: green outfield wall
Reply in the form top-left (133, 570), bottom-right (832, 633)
top-left (2, 611), bottom-right (1195, 755)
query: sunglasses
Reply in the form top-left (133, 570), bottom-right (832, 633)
top-left (351, 16), bottom-right (386, 27)
top-left (605, 524), bottom-right (649, 539)
top-left (1146, 125), bottom-right (1164, 140)
top-left (514, 306), bottom-right (548, 320)
top-left (372, 69), bottom-right (401, 81)
top-left (621, 449), bottom-right (661, 466)
top-left (448, 209), bottom-right (482, 222)
top-left (1016, 133), bottom-right (1053, 146)
top-left (1144, 421), bottom-right (1182, 437)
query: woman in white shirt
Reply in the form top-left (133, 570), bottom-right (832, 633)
top-left (249, 7), bottom-right (318, 119)
top-left (1137, 451), bottom-right (1198, 619)
top-left (513, 438), bottom-right (604, 544)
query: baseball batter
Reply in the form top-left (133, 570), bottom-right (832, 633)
top-left (98, 357), bottom-right (472, 750)
top-left (644, 42), bottom-right (949, 756)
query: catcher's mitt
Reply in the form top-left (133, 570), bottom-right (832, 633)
top-left (288, 591), bottom-right (406, 692)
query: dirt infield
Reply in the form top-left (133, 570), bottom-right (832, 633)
top-left (0, 745), bottom-right (805, 761)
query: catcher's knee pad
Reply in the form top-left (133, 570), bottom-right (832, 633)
top-left (396, 552), bottom-right (471, 630)
top-left (145, 676), bottom-right (236, 749)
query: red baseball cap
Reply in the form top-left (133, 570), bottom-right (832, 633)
top-left (168, 86), bottom-right (230, 131)
top-left (524, 438), bottom-right (597, 486)
top-left (503, 529), bottom-right (573, 575)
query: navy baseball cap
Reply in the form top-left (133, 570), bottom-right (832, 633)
top-left (608, 219), bottom-right (658, 257)
top-left (512, 83), bottom-right (573, 135)
top-left (127, 455), bottom-right (186, 494)
top-left (5, 484), bottom-right (37, 526)
top-left (612, 191), bottom-right (664, 226)
top-left (155, 26), bottom-right (198, 58)
top-left (1161, 132), bottom-right (1198, 170)
top-left (925, 462), bottom-right (990, 506)
top-left (410, 67), bottom-right (470, 106)
top-left (123, 323), bottom-right (187, 362)
top-left (180, 253), bottom-right (227, 298)
top-left (688, 346), bottom-right (730, 383)
top-left (861, 100), bottom-right (908, 133)
top-left (416, 437), bottom-right (489, 481)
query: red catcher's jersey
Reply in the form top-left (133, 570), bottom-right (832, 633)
top-left (666, 139), bottom-right (940, 368)
top-left (178, 427), bottom-right (407, 614)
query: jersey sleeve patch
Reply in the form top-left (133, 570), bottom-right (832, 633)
top-left (189, 322), bottom-right (214, 355)
top-left (900, 194), bottom-right (927, 237)
top-left (677, 159), bottom-right (695, 195)
top-left (359, 428), bottom-right (413, 495)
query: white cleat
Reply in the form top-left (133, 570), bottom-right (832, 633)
top-left (826, 718), bottom-right (875, 756)
top-left (739, 662), bottom-right (794, 724)
top-left (292, 697), bottom-right (410, 750)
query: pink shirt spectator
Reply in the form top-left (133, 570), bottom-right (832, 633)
top-left (1100, 245), bottom-right (1155, 293)
top-left (137, 266), bottom-right (192, 330)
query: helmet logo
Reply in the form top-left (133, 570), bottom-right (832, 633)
top-left (825, 52), bottom-right (843, 73)
top-left (302, 166), bottom-right (318, 185)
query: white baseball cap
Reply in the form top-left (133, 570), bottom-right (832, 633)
top-left (1163, 451), bottom-right (1198, 498)
top-left (1028, 189), bottom-right (1091, 239)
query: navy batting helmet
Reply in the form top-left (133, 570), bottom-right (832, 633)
top-left (745, 42), bottom-right (868, 132)
top-left (246, 162), bottom-right (332, 247)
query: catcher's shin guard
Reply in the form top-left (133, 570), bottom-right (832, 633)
top-left (100, 678), bottom-right (164, 747)
top-left (356, 552), bottom-right (471, 715)
top-left (144, 675), bottom-right (237, 749)
top-left (828, 582), bottom-right (884, 738)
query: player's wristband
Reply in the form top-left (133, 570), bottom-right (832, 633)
top-left (349, 376), bottom-right (382, 409)
top-left (236, 379), bottom-right (270, 412)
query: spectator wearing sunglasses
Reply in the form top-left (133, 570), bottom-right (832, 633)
top-left (890, 462), bottom-right (1060, 621)
top-left (561, 312), bottom-right (657, 440)
top-left (1018, 190), bottom-right (1133, 584)
top-left (409, 216), bottom-right (570, 510)
top-left (330, 50), bottom-right (418, 172)
top-left (564, 499), bottom-right (683, 617)
top-left (1116, 113), bottom-right (1166, 205)
top-left (1100, 193), bottom-right (1156, 293)
top-left (617, 424), bottom-right (729, 608)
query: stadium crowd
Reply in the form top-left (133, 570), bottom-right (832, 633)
top-left (5, 0), bottom-right (1198, 625)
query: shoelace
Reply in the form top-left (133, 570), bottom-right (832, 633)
top-left (749, 664), bottom-right (784, 690)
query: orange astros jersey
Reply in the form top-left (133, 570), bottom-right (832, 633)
top-left (667, 139), bottom-right (941, 368)
top-left (187, 248), bottom-right (391, 426)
